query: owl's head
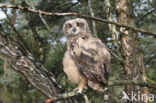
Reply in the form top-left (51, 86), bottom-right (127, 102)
top-left (63, 18), bottom-right (90, 37)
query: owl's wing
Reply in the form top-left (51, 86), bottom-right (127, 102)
top-left (70, 36), bottom-right (110, 91)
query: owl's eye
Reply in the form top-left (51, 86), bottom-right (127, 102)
top-left (68, 24), bottom-right (72, 28)
top-left (77, 23), bottom-right (81, 28)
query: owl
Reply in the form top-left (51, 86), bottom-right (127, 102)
top-left (63, 18), bottom-right (110, 92)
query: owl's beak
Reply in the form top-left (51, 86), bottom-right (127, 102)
top-left (72, 27), bottom-right (77, 33)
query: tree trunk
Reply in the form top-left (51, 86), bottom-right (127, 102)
top-left (116, 0), bottom-right (149, 103)
top-left (88, 0), bottom-right (97, 37)
top-left (105, 0), bottom-right (119, 47)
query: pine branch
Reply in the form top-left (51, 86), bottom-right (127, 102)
top-left (108, 80), bottom-right (156, 89)
top-left (136, 8), bottom-right (156, 25)
top-left (144, 55), bottom-right (156, 66)
top-left (43, 80), bottom-right (156, 103)
top-left (0, 3), bottom-right (156, 37)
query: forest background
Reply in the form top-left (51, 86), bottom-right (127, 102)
top-left (0, 0), bottom-right (156, 103)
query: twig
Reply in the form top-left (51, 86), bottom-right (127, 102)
top-left (43, 80), bottom-right (156, 103)
top-left (108, 80), bottom-right (156, 89)
top-left (63, 1), bottom-right (79, 12)
top-left (2, 8), bottom-right (30, 52)
top-left (38, 14), bottom-right (64, 52)
top-left (30, 4), bottom-right (64, 52)
top-left (144, 55), bottom-right (156, 66)
top-left (107, 47), bottom-right (123, 62)
top-left (136, 8), bottom-right (156, 25)
top-left (0, 3), bottom-right (156, 36)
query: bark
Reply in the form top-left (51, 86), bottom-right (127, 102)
top-left (0, 32), bottom-right (56, 98)
top-left (3, 59), bottom-right (8, 77)
top-left (0, 28), bottom-right (67, 103)
top-left (116, 0), bottom-right (149, 103)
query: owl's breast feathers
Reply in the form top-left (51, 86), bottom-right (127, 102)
top-left (69, 35), bottom-right (110, 91)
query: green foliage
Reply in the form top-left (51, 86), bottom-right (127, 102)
top-left (0, 68), bottom-right (45, 103)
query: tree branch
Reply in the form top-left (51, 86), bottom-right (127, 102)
top-left (144, 55), bottom-right (156, 66)
top-left (43, 91), bottom-right (83, 103)
top-left (136, 8), bottom-right (156, 25)
top-left (108, 80), bottom-right (156, 89)
top-left (0, 27), bottom-right (64, 98)
top-left (0, 3), bottom-right (156, 37)
top-left (2, 8), bottom-right (31, 52)
top-left (43, 80), bottom-right (156, 103)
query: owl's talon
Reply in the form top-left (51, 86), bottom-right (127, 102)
top-left (73, 87), bottom-right (82, 93)
top-left (73, 87), bottom-right (87, 94)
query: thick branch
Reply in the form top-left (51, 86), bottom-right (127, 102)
top-left (0, 29), bottom-right (63, 98)
top-left (43, 80), bottom-right (156, 103)
top-left (0, 3), bottom-right (156, 36)
top-left (43, 91), bottom-right (83, 103)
